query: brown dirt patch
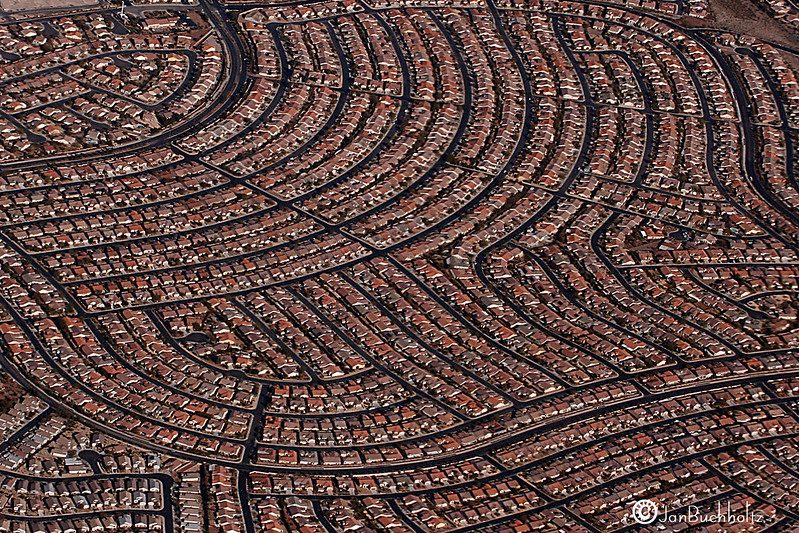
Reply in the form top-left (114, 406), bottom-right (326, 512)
top-left (680, 0), bottom-right (799, 49)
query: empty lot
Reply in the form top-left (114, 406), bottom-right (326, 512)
top-left (0, 0), bottom-right (97, 12)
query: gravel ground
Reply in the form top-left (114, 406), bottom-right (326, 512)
top-left (0, 0), bottom-right (98, 12)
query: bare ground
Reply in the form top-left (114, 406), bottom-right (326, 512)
top-left (0, 0), bottom-right (98, 12)
top-left (679, 0), bottom-right (799, 49)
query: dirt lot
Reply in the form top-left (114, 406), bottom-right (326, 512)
top-left (0, 0), bottom-right (98, 12)
top-left (679, 0), bottom-right (799, 48)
